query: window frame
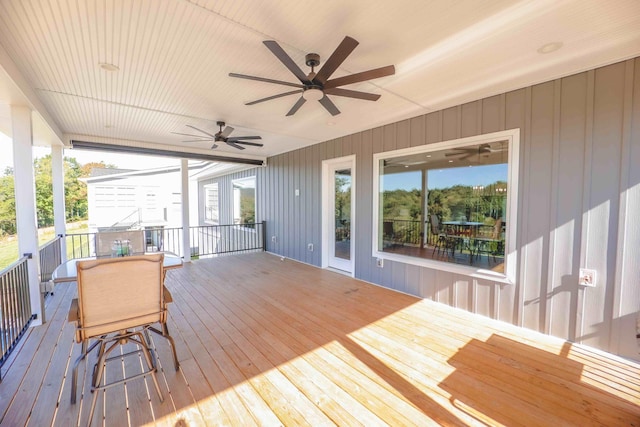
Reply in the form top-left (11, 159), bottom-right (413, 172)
top-left (232, 176), bottom-right (257, 231)
top-left (204, 182), bottom-right (219, 225)
top-left (372, 129), bottom-right (520, 284)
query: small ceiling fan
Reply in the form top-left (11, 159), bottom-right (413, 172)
top-left (172, 121), bottom-right (263, 150)
top-left (229, 36), bottom-right (395, 116)
top-left (445, 143), bottom-right (505, 161)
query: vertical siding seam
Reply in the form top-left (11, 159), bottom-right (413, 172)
top-left (609, 59), bottom-right (635, 352)
top-left (546, 79), bottom-right (562, 335)
top-left (517, 86), bottom-right (533, 328)
top-left (577, 69), bottom-right (596, 343)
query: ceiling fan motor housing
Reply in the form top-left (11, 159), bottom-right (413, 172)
top-left (305, 53), bottom-right (320, 68)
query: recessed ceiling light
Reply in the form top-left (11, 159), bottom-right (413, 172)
top-left (404, 165), bottom-right (409, 168)
top-left (99, 63), bottom-right (119, 72)
top-left (426, 154), bottom-right (432, 158)
top-left (448, 160), bottom-right (454, 163)
top-left (537, 42), bottom-right (563, 54)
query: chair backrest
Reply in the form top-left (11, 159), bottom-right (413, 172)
top-left (95, 230), bottom-right (145, 257)
top-left (76, 253), bottom-right (165, 340)
top-left (430, 214), bottom-right (441, 234)
top-left (492, 218), bottom-right (504, 240)
top-left (383, 221), bottom-right (394, 237)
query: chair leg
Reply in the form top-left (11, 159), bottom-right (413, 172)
top-left (70, 339), bottom-right (100, 404)
top-left (134, 331), bottom-right (163, 402)
top-left (148, 324), bottom-right (180, 371)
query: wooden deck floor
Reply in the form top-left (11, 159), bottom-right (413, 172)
top-left (1, 252), bottom-right (639, 426)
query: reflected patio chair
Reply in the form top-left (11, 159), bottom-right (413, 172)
top-left (430, 215), bottom-right (454, 256)
top-left (67, 253), bottom-right (179, 424)
top-left (383, 221), bottom-right (398, 248)
top-left (474, 218), bottom-right (504, 263)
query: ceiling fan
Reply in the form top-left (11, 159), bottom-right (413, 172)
top-left (445, 143), bottom-right (505, 161)
top-left (172, 121), bottom-right (263, 150)
top-left (229, 36), bottom-right (395, 116)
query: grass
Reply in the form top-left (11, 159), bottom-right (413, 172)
top-left (0, 221), bottom-right (88, 271)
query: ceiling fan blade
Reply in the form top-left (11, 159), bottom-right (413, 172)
top-left (319, 95), bottom-right (340, 116)
top-left (232, 140), bottom-right (264, 147)
top-left (186, 125), bottom-right (218, 139)
top-left (219, 126), bottom-right (234, 138)
top-left (313, 36), bottom-right (359, 85)
top-left (182, 139), bottom-right (213, 143)
top-left (172, 131), bottom-right (212, 138)
top-left (286, 97), bottom-right (307, 116)
top-left (229, 73), bottom-right (305, 89)
top-left (324, 87), bottom-right (380, 101)
top-left (263, 40), bottom-right (311, 84)
top-left (226, 141), bottom-right (246, 150)
top-left (324, 65), bottom-right (395, 89)
top-left (227, 135), bottom-right (262, 141)
top-left (246, 89), bottom-right (302, 106)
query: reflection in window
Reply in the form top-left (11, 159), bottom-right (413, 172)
top-left (233, 177), bottom-right (256, 227)
top-left (378, 140), bottom-right (509, 272)
top-left (204, 183), bottom-right (219, 223)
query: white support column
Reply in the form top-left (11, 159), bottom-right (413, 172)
top-left (51, 145), bottom-right (67, 262)
top-left (181, 159), bottom-right (191, 262)
top-left (11, 105), bottom-right (42, 325)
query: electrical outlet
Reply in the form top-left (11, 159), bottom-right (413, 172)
top-left (307, 243), bottom-right (313, 252)
top-left (579, 268), bottom-right (596, 287)
top-left (376, 258), bottom-right (384, 268)
top-left (271, 236), bottom-right (277, 243)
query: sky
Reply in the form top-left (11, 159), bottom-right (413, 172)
top-left (383, 164), bottom-right (508, 191)
top-left (0, 133), bottom-right (179, 172)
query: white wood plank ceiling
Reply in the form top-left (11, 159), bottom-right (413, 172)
top-left (0, 0), bottom-right (639, 162)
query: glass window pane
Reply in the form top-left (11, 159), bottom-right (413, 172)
top-left (379, 140), bottom-right (509, 272)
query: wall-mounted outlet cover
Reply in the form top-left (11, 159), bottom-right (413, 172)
top-left (307, 243), bottom-right (314, 251)
top-left (376, 258), bottom-right (384, 268)
top-left (295, 189), bottom-right (300, 196)
top-left (271, 236), bottom-right (277, 243)
top-left (579, 268), bottom-right (596, 287)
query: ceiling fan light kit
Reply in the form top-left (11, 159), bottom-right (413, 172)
top-left (230, 36), bottom-right (395, 116)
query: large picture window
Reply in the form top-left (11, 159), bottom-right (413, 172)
top-left (373, 130), bottom-right (519, 282)
top-left (232, 176), bottom-right (256, 227)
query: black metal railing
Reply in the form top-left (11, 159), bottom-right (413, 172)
top-left (383, 219), bottom-right (423, 246)
top-left (0, 255), bottom-right (35, 381)
top-left (65, 222), bottom-right (266, 260)
top-left (190, 221), bottom-right (265, 257)
top-left (39, 235), bottom-right (62, 286)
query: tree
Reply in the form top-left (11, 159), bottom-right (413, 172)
top-left (0, 156), bottom-right (115, 235)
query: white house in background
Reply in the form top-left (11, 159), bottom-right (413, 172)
top-left (84, 161), bottom-right (256, 232)
top-left (84, 163), bottom-right (209, 233)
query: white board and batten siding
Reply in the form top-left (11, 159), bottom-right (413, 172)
top-left (199, 57), bottom-right (640, 360)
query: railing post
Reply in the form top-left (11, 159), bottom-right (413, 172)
top-left (261, 220), bottom-right (266, 251)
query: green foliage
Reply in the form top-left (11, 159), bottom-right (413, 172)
top-left (239, 188), bottom-right (255, 224)
top-left (0, 155), bottom-right (113, 235)
top-left (382, 181), bottom-right (507, 224)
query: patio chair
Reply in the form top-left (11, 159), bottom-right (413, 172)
top-left (430, 215), bottom-right (454, 257)
top-left (474, 218), bottom-right (504, 263)
top-left (67, 253), bottom-right (179, 424)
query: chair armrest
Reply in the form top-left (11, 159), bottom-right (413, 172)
top-left (163, 286), bottom-right (173, 304)
top-left (68, 298), bottom-right (79, 322)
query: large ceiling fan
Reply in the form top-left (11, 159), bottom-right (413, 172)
top-left (229, 36), bottom-right (395, 116)
top-left (172, 121), bottom-right (263, 150)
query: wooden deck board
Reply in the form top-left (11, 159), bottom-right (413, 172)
top-left (1, 252), bottom-right (639, 426)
